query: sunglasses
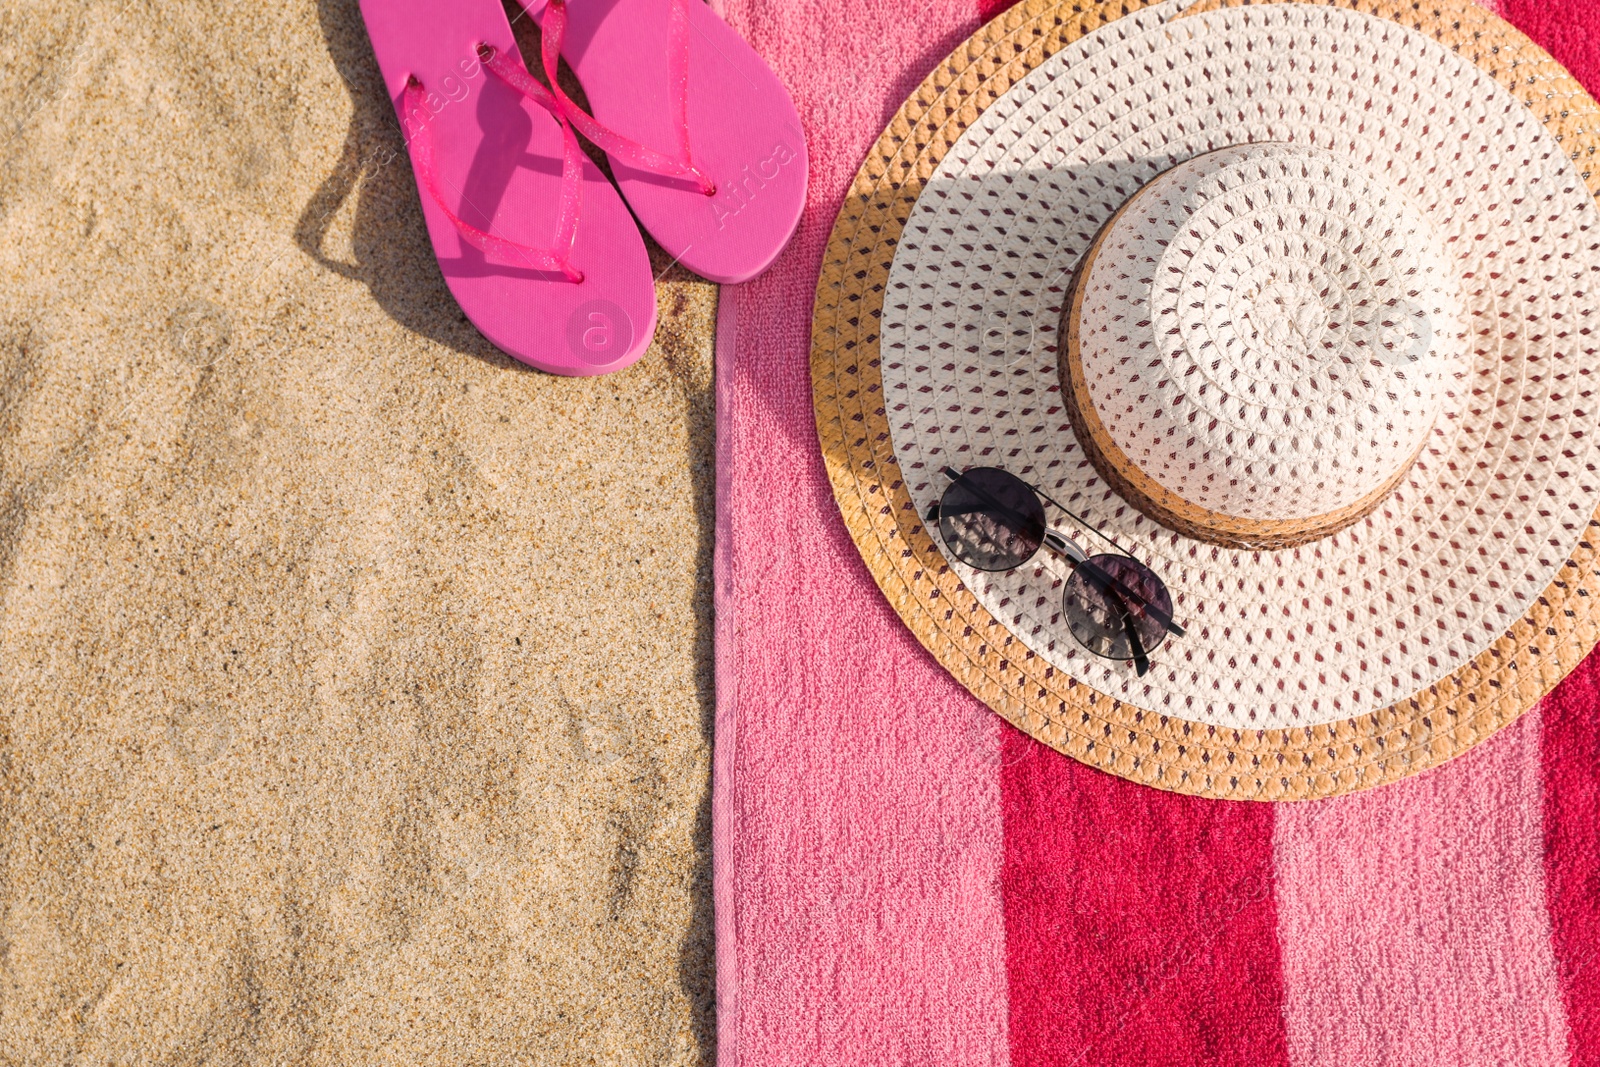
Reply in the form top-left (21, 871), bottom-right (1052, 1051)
top-left (927, 466), bottom-right (1184, 676)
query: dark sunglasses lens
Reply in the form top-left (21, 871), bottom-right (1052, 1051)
top-left (937, 467), bottom-right (1046, 571)
top-left (1064, 554), bottom-right (1173, 662)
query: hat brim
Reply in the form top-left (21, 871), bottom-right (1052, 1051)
top-left (811, 0), bottom-right (1600, 799)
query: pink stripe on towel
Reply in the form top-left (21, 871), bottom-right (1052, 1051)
top-left (1273, 712), bottom-right (1569, 1066)
top-left (1001, 725), bottom-right (1290, 1067)
top-left (713, 3), bottom-right (1011, 1065)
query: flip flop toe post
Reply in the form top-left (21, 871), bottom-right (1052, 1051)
top-left (535, 0), bottom-right (808, 284)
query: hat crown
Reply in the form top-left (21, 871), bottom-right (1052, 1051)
top-left (1066, 143), bottom-right (1467, 545)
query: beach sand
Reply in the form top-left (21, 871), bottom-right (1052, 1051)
top-left (0, 1), bottom-right (717, 1062)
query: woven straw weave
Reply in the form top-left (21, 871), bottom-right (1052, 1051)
top-left (1060, 142), bottom-right (1465, 548)
top-left (810, 0), bottom-right (1600, 799)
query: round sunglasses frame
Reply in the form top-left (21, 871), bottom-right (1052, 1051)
top-left (929, 466), bottom-right (1182, 675)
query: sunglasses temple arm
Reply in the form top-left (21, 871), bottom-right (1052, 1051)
top-left (1074, 563), bottom-right (1150, 676)
top-left (1027, 484), bottom-right (1185, 638)
top-left (1065, 549), bottom-right (1185, 638)
top-left (934, 467), bottom-right (1044, 542)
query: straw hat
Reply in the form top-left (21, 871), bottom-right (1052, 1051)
top-left (811, 0), bottom-right (1600, 799)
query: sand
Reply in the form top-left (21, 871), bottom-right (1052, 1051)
top-left (0, 1), bottom-right (718, 1063)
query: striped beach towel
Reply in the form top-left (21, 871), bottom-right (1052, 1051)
top-left (712, 0), bottom-right (1600, 1062)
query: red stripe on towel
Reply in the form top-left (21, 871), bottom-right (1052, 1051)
top-left (1000, 725), bottom-right (1290, 1067)
top-left (1499, 0), bottom-right (1600, 91)
top-left (1513, 0), bottom-right (1600, 1055)
top-left (1542, 652), bottom-right (1600, 1065)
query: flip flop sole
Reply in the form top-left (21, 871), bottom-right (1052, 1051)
top-left (361, 0), bottom-right (658, 375)
top-left (547, 0), bottom-right (808, 285)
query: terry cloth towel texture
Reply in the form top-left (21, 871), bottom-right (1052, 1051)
top-left (712, 0), bottom-right (1600, 1064)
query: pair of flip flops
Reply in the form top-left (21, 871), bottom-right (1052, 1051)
top-left (361, 0), bottom-right (806, 375)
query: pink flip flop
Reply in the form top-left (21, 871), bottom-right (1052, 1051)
top-left (526, 0), bottom-right (808, 284)
top-left (360, 0), bottom-right (658, 376)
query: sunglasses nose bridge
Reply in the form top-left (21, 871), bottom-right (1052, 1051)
top-left (1042, 529), bottom-right (1088, 564)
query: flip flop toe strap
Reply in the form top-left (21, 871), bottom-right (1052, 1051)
top-left (538, 0), bottom-right (717, 197)
top-left (400, 71), bottom-right (586, 283)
